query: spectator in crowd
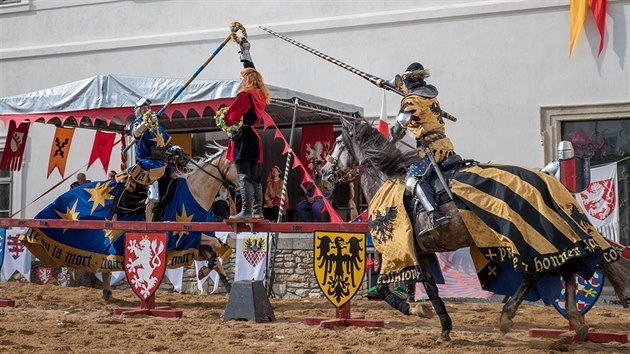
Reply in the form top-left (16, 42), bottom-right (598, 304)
top-left (263, 164), bottom-right (287, 222)
top-left (213, 186), bottom-right (231, 222)
top-left (70, 181), bottom-right (80, 189)
top-left (296, 160), bottom-right (334, 222)
top-left (108, 170), bottom-right (117, 180)
top-left (77, 172), bottom-right (91, 185)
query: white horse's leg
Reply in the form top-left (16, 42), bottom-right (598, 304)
top-left (102, 272), bottom-right (112, 301)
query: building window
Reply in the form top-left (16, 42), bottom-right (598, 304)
top-left (0, 0), bottom-right (21, 5)
top-left (541, 102), bottom-right (630, 245)
top-left (0, 151), bottom-right (12, 218)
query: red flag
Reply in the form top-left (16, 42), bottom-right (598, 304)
top-left (88, 131), bottom-right (116, 172)
top-left (300, 124), bottom-right (334, 177)
top-left (0, 121), bottom-right (30, 171)
top-left (47, 127), bottom-right (75, 178)
top-left (378, 90), bottom-right (390, 138)
top-left (589, 0), bottom-right (607, 55)
top-left (378, 120), bottom-right (390, 138)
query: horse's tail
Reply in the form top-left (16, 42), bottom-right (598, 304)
top-left (600, 257), bottom-right (630, 308)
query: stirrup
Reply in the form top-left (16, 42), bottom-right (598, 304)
top-left (419, 213), bottom-right (451, 235)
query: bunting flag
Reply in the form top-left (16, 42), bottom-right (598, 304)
top-left (0, 121), bottom-right (30, 171)
top-left (47, 127), bottom-right (75, 178)
top-left (260, 113), bottom-right (342, 222)
top-left (165, 267), bottom-right (183, 293)
top-left (378, 90), bottom-right (390, 138)
top-left (88, 131), bottom-right (116, 172)
top-left (570, 0), bottom-right (608, 56)
top-left (1, 229), bottom-right (31, 282)
top-left (589, 0), bottom-right (607, 55)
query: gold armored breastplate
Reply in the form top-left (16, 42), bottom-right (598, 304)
top-left (402, 95), bottom-right (455, 162)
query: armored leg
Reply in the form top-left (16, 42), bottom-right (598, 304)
top-left (145, 180), bottom-right (160, 221)
top-left (231, 173), bottom-right (253, 219)
top-left (406, 175), bottom-right (450, 233)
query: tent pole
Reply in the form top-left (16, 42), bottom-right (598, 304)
top-left (266, 97), bottom-right (299, 297)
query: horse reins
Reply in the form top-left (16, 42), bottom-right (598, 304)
top-left (182, 154), bottom-right (236, 191)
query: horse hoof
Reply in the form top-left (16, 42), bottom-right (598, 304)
top-left (575, 324), bottom-right (589, 342)
top-left (436, 330), bottom-right (451, 343)
top-left (499, 317), bottom-right (513, 334)
top-left (411, 303), bottom-right (434, 319)
top-left (103, 290), bottom-right (112, 301)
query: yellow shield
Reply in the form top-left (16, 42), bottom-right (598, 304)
top-left (313, 231), bottom-right (366, 308)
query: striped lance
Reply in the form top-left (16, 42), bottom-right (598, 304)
top-left (259, 26), bottom-right (456, 122)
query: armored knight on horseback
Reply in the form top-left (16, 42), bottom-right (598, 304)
top-left (113, 97), bottom-right (187, 220)
top-left (389, 62), bottom-right (453, 234)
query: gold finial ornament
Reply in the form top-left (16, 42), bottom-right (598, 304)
top-left (229, 22), bottom-right (247, 44)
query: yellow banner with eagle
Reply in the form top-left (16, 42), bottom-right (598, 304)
top-left (367, 179), bottom-right (419, 284)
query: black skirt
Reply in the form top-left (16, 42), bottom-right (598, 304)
top-left (232, 125), bottom-right (259, 161)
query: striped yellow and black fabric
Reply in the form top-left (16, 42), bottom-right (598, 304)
top-left (450, 164), bottom-right (620, 279)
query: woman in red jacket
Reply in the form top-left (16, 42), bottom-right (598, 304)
top-left (224, 39), bottom-right (270, 219)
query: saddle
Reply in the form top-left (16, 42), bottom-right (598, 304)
top-left (404, 154), bottom-right (476, 252)
top-left (110, 170), bottom-right (177, 220)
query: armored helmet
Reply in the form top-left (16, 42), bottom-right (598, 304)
top-left (134, 97), bottom-right (152, 117)
top-left (401, 62), bottom-right (430, 90)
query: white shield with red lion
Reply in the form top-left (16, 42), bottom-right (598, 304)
top-left (125, 233), bottom-right (167, 301)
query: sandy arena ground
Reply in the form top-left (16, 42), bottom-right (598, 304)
top-left (0, 282), bottom-right (628, 353)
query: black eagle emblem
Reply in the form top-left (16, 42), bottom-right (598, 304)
top-left (368, 206), bottom-right (397, 244)
top-left (316, 235), bottom-right (364, 303)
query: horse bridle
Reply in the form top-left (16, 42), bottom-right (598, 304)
top-left (329, 131), bottom-right (366, 184)
top-left (184, 154), bottom-right (236, 191)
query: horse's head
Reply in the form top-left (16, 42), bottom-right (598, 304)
top-left (322, 118), bottom-right (415, 183)
top-left (186, 144), bottom-right (239, 209)
top-left (322, 119), bottom-right (368, 183)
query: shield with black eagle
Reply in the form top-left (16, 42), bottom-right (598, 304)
top-left (313, 231), bottom-right (366, 308)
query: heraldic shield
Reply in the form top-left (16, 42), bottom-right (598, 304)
top-left (125, 232), bottom-right (167, 301)
top-left (313, 231), bottom-right (366, 308)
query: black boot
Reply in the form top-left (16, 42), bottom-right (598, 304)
top-left (231, 173), bottom-right (253, 219)
top-left (252, 176), bottom-right (264, 219)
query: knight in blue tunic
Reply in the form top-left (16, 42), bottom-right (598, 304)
top-left (114, 98), bottom-right (187, 219)
top-left (125, 97), bottom-right (172, 192)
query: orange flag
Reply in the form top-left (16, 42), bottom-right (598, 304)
top-left (47, 127), bottom-right (75, 178)
top-left (589, 0), bottom-right (607, 55)
top-left (569, 0), bottom-right (589, 56)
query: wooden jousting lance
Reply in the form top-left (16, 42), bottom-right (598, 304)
top-left (259, 26), bottom-right (457, 122)
top-left (123, 22), bottom-right (248, 154)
